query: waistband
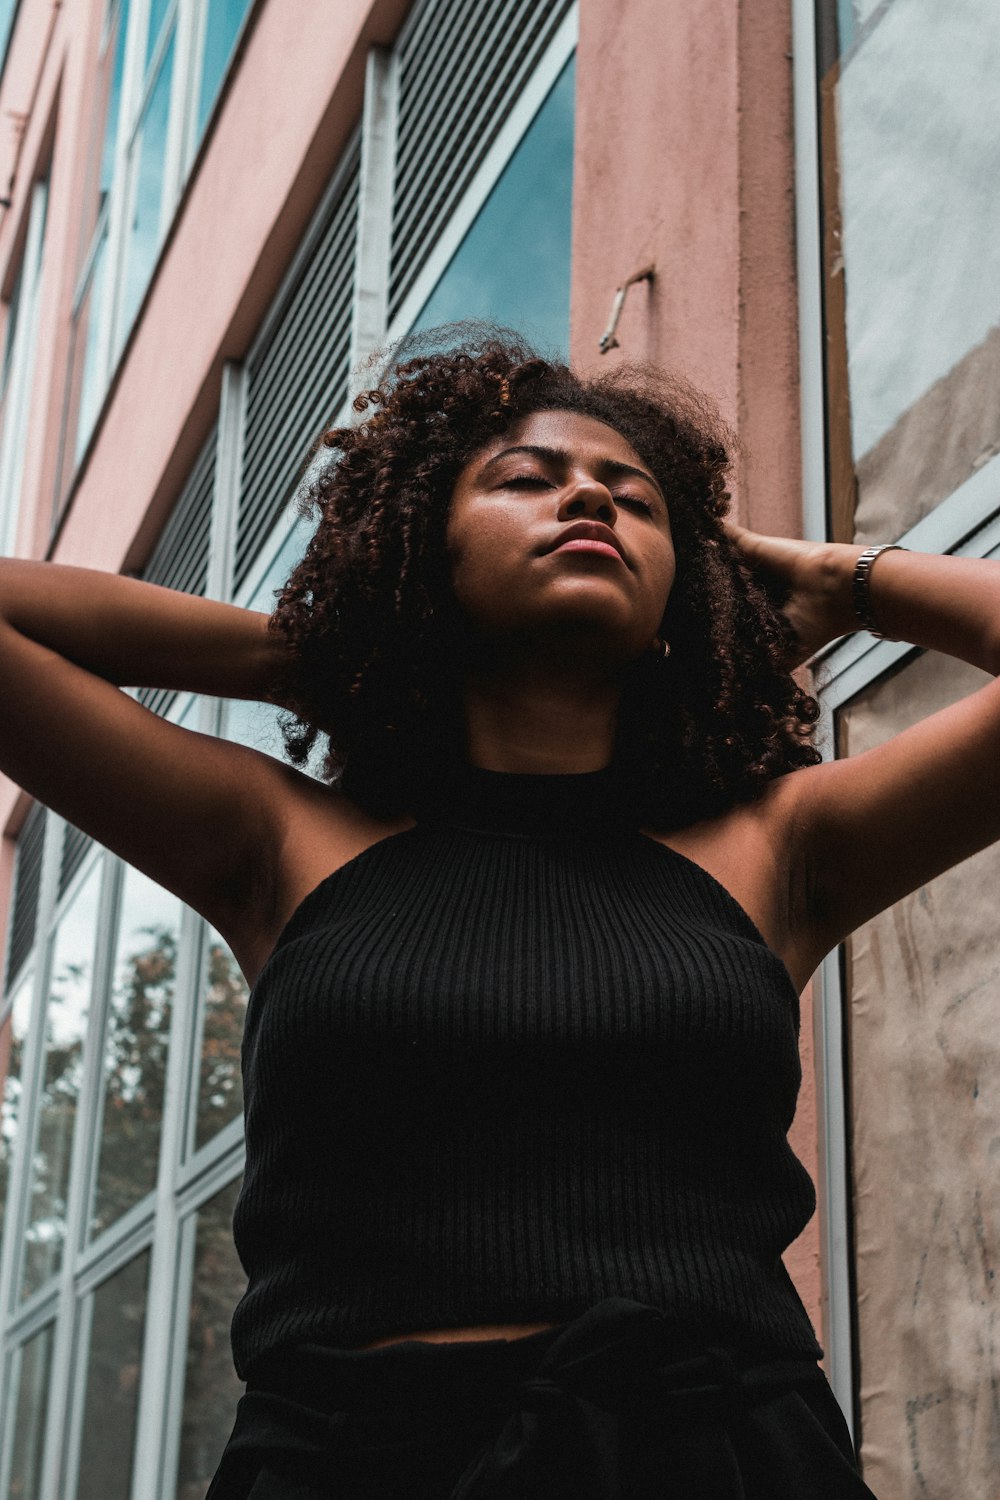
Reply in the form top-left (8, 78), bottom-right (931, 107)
top-left (211, 1299), bottom-right (843, 1499)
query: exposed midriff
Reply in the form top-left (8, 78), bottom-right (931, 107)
top-left (356, 1319), bottom-right (559, 1350)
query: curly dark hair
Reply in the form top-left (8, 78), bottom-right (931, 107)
top-left (269, 325), bottom-right (819, 828)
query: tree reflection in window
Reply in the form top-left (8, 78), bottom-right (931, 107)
top-left (91, 868), bottom-right (180, 1239)
top-left (0, 972), bottom-right (34, 1253)
top-left (175, 1176), bottom-right (245, 1500)
top-left (22, 862), bottom-right (102, 1298)
top-left (195, 930), bottom-right (248, 1150)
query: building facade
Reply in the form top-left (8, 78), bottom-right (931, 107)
top-left (0, 0), bottom-right (996, 1495)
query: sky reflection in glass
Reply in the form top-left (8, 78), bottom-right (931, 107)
top-left (413, 58), bottom-right (574, 357)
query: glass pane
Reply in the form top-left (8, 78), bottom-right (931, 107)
top-left (60, 220), bottom-right (110, 494)
top-left (818, 0), bottom-right (1000, 540)
top-left (73, 1251), bottom-right (150, 1500)
top-left (196, 0), bottom-right (252, 142)
top-left (90, 869), bottom-right (180, 1238)
top-left (0, 0), bottom-right (19, 69)
top-left (413, 56), bottom-right (574, 356)
top-left (0, 972), bottom-right (35, 1254)
top-left (145, 0), bottom-right (172, 69)
top-left (193, 929), bottom-right (247, 1150)
top-left (22, 861), bottom-right (103, 1299)
top-left (98, 0), bottom-right (132, 210)
top-left (174, 1178), bottom-right (246, 1500)
top-left (6, 1323), bottom-right (54, 1500)
top-left (118, 27), bottom-right (176, 340)
top-left (837, 650), bottom-right (999, 1498)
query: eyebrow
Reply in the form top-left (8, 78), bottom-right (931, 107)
top-left (480, 444), bottom-right (664, 500)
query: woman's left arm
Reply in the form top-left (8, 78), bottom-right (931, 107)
top-left (732, 529), bottom-right (1000, 960)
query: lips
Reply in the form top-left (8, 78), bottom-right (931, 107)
top-left (543, 522), bottom-right (628, 564)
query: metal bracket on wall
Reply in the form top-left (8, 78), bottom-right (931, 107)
top-left (598, 265), bottom-right (655, 354)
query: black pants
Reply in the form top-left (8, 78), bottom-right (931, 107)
top-left (207, 1299), bottom-right (877, 1499)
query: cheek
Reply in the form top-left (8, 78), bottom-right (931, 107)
top-left (647, 546), bottom-right (677, 623)
top-left (446, 517), bottom-right (511, 619)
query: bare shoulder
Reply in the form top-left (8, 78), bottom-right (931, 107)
top-left (644, 769), bottom-right (820, 992)
top-left (223, 754), bottom-right (414, 988)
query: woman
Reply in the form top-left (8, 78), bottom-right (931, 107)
top-left (1, 331), bottom-right (997, 1498)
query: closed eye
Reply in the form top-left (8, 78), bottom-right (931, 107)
top-left (504, 473), bottom-right (552, 488)
top-left (506, 473), bottom-right (654, 514)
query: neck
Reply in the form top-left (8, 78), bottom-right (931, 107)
top-left (461, 660), bottom-right (621, 774)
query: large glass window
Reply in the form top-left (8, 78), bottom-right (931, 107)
top-left (5, 1323), bottom-right (54, 1500)
top-left (413, 57), bottom-right (575, 355)
top-left (817, 0), bottom-right (1000, 542)
top-left (117, 25), bottom-right (177, 342)
top-left (89, 868), bottom-right (180, 1239)
top-left (192, 926), bottom-right (247, 1152)
top-left (812, 6), bottom-right (1000, 1488)
top-left (58, 0), bottom-right (131, 493)
top-left (21, 860), bottom-right (103, 1299)
top-left (174, 1178), bottom-right (245, 1500)
top-left (60, 0), bottom-right (253, 502)
top-left (73, 1251), bottom-right (151, 1500)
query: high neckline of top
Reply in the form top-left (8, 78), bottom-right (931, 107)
top-left (413, 760), bottom-right (637, 839)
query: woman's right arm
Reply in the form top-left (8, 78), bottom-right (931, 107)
top-left (0, 558), bottom-right (302, 941)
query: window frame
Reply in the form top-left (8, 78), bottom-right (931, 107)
top-left (61, 0), bottom-right (256, 505)
top-left (792, 0), bottom-right (1000, 1431)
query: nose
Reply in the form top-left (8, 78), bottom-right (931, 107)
top-left (556, 474), bottom-right (617, 525)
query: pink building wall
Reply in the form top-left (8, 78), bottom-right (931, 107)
top-left (0, 0), bottom-right (822, 1337)
top-left (571, 0), bottom-right (821, 1329)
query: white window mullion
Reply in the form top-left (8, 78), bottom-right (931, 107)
top-left (0, 179), bottom-right (49, 558)
top-left (0, 814), bottom-right (62, 1331)
top-left (72, 857), bottom-right (125, 1265)
top-left (350, 47), bottom-right (398, 379)
top-left (156, 1207), bottom-right (198, 1500)
top-left (0, 814), bottom-right (60, 1488)
top-left (99, 0), bottom-right (151, 376)
top-left (55, 1288), bottom-right (94, 1500)
top-left (127, 898), bottom-right (205, 1500)
top-left (161, 0), bottom-right (197, 219)
top-left (36, 850), bottom-right (116, 1500)
top-left (181, 0), bottom-right (212, 174)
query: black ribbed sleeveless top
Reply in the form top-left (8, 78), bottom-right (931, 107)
top-left (230, 765), bottom-right (820, 1378)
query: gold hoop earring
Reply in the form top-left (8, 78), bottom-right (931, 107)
top-left (652, 637), bottom-right (671, 660)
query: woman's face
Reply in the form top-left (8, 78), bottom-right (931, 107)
top-left (446, 410), bottom-right (675, 665)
